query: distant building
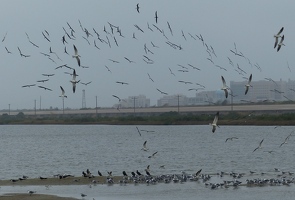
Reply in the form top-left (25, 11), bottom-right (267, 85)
top-left (230, 78), bottom-right (295, 103)
top-left (119, 95), bottom-right (150, 108)
top-left (157, 94), bottom-right (188, 106)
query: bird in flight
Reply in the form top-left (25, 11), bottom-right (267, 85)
top-left (136, 3), bottom-right (140, 13)
top-left (155, 11), bottom-right (158, 23)
top-left (210, 111), bottom-right (219, 133)
top-left (253, 139), bottom-right (264, 152)
top-left (72, 44), bottom-right (81, 66)
top-left (245, 74), bottom-right (253, 95)
top-left (148, 151), bottom-right (158, 158)
top-left (225, 137), bottom-right (238, 142)
top-left (59, 86), bottom-right (67, 98)
top-left (157, 88), bottom-right (168, 95)
top-left (221, 76), bottom-right (229, 98)
top-left (141, 140), bottom-right (148, 151)
top-left (277, 35), bottom-right (285, 52)
top-left (70, 69), bottom-right (80, 93)
top-left (274, 27), bottom-right (284, 49)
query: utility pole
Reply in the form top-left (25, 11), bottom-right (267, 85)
top-left (34, 99), bottom-right (36, 115)
top-left (40, 96), bottom-right (41, 110)
top-left (231, 90), bottom-right (233, 111)
top-left (8, 104), bottom-right (10, 115)
top-left (131, 97), bottom-right (137, 113)
top-left (62, 97), bottom-right (65, 115)
top-left (177, 95), bottom-right (180, 113)
top-left (95, 96), bottom-right (98, 116)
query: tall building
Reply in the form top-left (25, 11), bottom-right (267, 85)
top-left (230, 78), bottom-right (295, 103)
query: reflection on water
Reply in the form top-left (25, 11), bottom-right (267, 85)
top-left (0, 125), bottom-right (295, 199)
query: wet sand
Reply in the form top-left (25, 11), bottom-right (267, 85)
top-left (0, 193), bottom-right (77, 200)
top-left (0, 176), bottom-right (122, 186)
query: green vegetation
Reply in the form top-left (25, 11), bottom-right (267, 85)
top-left (1, 111), bottom-right (295, 125)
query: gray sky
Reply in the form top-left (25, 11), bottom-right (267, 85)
top-left (0, 0), bottom-right (294, 110)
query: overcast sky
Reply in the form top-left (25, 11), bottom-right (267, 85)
top-left (0, 0), bottom-right (293, 110)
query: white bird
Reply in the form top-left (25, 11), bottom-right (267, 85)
top-left (245, 74), bottom-right (253, 95)
top-left (221, 76), bottom-right (229, 98)
top-left (274, 27), bottom-right (284, 49)
top-left (70, 69), bottom-right (80, 93)
top-left (72, 44), bottom-right (81, 66)
top-left (209, 111), bottom-right (219, 133)
top-left (141, 140), bottom-right (148, 151)
top-left (59, 86), bottom-right (67, 98)
top-left (277, 35), bottom-right (285, 52)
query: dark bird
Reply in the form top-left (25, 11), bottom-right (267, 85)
top-left (98, 171), bottom-right (102, 176)
top-left (135, 170), bottom-right (141, 176)
top-left (124, 57), bottom-right (135, 63)
top-left (5, 47), bottom-right (12, 54)
top-left (17, 47), bottom-right (30, 57)
top-left (2, 32), bottom-right (7, 42)
top-left (141, 140), bottom-right (148, 151)
top-left (277, 35), bottom-right (285, 52)
top-left (38, 86), bottom-right (52, 91)
top-left (123, 171), bottom-right (128, 176)
top-left (37, 79), bottom-right (49, 83)
top-left (147, 73), bottom-right (154, 82)
top-left (148, 151), bottom-right (158, 158)
top-left (195, 169), bottom-right (202, 177)
top-left (274, 27), bottom-right (284, 49)
top-left (39, 176), bottom-right (47, 179)
top-left (253, 139), bottom-right (264, 152)
top-left (136, 3), bottom-right (140, 13)
top-left (42, 32), bottom-right (50, 42)
top-left (112, 95), bottom-right (121, 101)
top-left (136, 126), bottom-right (141, 136)
top-left (225, 137), bottom-right (238, 142)
top-left (155, 11), bottom-right (158, 23)
top-left (116, 81), bottom-right (129, 85)
top-left (22, 84), bottom-right (36, 88)
top-left (80, 81), bottom-right (92, 86)
top-left (157, 88), bottom-right (168, 95)
top-left (42, 74), bottom-right (55, 77)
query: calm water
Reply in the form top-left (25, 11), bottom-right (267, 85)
top-left (0, 124), bottom-right (295, 199)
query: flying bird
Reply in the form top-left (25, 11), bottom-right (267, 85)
top-left (22, 84), bottom-right (36, 88)
top-left (136, 3), bottom-right (140, 13)
top-left (136, 126), bottom-right (141, 136)
top-left (70, 69), bottom-right (80, 93)
top-left (221, 76), bottom-right (229, 98)
top-left (148, 151), bottom-right (158, 158)
top-left (245, 74), bottom-right (253, 95)
top-left (210, 111), bottom-right (219, 133)
top-left (253, 139), bottom-right (264, 152)
top-left (116, 81), bottom-right (129, 85)
top-left (38, 86), bottom-right (52, 91)
top-left (141, 140), bottom-right (148, 151)
top-left (155, 11), bottom-right (158, 23)
top-left (225, 137), bottom-right (239, 142)
top-left (279, 133), bottom-right (292, 147)
top-left (277, 35), bottom-right (285, 52)
top-left (112, 95), bottom-right (122, 102)
top-left (72, 45), bottom-right (81, 66)
top-left (157, 88), bottom-right (168, 95)
top-left (274, 27), bottom-right (284, 49)
top-left (59, 86), bottom-right (67, 98)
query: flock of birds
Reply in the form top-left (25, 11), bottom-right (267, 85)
top-left (2, 3), bottom-right (288, 111)
top-left (2, 3), bottom-right (294, 198)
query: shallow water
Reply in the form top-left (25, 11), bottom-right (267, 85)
top-left (0, 125), bottom-right (295, 199)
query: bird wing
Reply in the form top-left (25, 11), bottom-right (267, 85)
top-left (274, 37), bottom-right (279, 48)
top-left (72, 82), bottom-right (76, 93)
top-left (143, 141), bottom-right (147, 148)
top-left (259, 139), bottom-right (264, 147)
top-left (221, 76), bottom-right (226, 87)
top-left (213, 112), bottom-right (219, 124)
top-left (73, 69), bottom-right (76, 80)
top-left (248, 74), bottom-right (252, 84)
top-left (76, 56), bottom-right (81, 66)
top-left (277, 27), bottom-right (284, 35)
top-left (245, 86), bottom-right (249, 95)
top-left (224, 89), bottom-right (228, 98)
top-left (73, 44), bottom-right (78, 55)
top-left (60, 86), bottom-right (65, 94)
